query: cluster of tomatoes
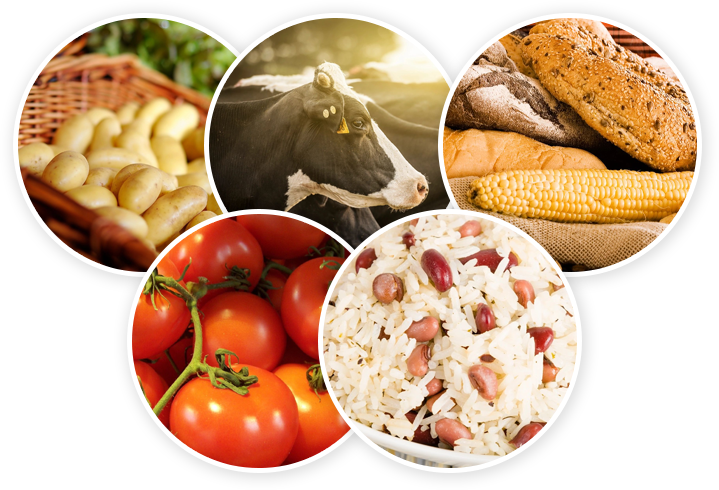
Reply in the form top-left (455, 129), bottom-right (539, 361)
top-left (132, 214), bottom-right (350, 468)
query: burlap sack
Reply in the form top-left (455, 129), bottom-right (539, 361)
top-left (450, 177), bottom-right (667, 270)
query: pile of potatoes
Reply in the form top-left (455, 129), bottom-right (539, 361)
top-left (18, 98), bottom-right (223, 253)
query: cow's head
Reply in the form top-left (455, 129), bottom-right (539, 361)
top-left (284, 62), bottom-right (428, 211)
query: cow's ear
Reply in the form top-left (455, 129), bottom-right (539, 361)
top-left (303, 88), bottom-right (345, 132)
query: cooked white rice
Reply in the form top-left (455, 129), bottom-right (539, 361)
top-left (322, 214), bottom-right (577, 456)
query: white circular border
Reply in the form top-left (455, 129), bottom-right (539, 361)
top-left (12, 13), bottom-right (240, 277)
top-left (435, 12), bottom-right (702, 278)
top-left (317, 208), bottom-right (583, 472)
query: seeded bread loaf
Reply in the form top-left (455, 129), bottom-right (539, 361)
top-left (499, 33), bottom-right (536, 78)
top-left (443, 127), bottom-right (606, 179)
top-left (446, 59), bottom-right (608, 150)
top-left (521, 32), bottom-right (696, 171)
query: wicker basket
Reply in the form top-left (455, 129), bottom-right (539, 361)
top-left (18, 46), bottom-right (211, 272)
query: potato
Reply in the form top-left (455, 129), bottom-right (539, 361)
top-left (41, 151), bottom-right (89, 192)
top-left (151, 135), bottom-right (188, 175)
top-left (86, 147), bottom-right (150, 170)
top-left (153, 104), bottom-right (200, 141)
top-left (184, 210), bottom-right (217, 231)
top-left (66, 185), bottom-right (117, 209)
top-left (18, 142), bottom-right (55, 176)
top-left (206, 193), bottom-right (223, 215)
top-left (182, 127), bottom-right (205, 160)
top-left (85, 167), bottom-right (118, 189)
top-left (89, 117), bottom-right (122, 152)
top-left (95, 206), bottom-right (148, 239)
top-left (143, 186), bottom-right (208, 246)
top-left (48, 145), bottom-right (70, 156)
top-left (186, 157), bottom-right (206, 174)
top-left (177, 172), bottom-right (212, 195)
top-left (128, 98), bottom-right (172, 137)
top-left (118, 167), bottom-right (164, 214)
top-left (116, 101), bottom-right (141, 127)
top-left (115, 129), bottom-right (158, 167)
top-left (84, 108), bottom-right (117, 126)
top-left (111, 163), bottom-right (177, 196)
top-left (52, 114), bottom-right (94, 153)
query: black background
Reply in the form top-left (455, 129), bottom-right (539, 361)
top-left (14, 10), bottom-right (704, 478)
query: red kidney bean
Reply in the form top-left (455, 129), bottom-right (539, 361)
top-left (509, 422), bottom-right (544, 448)
top-left (435, 418), bottom-right (472, 446)
top-left (405, 412), bottom-right (439, 446)
top-left (372, 273), bottom-right (404, 304)
top-left (406, 316), bottom-right (439, 341)
top-left (542, 357), bottom-right (559, 383)
top-left (514, 280), bottom-right (536, 308)
top-left (410, 218), bottom-right (419, 226)
top-left (425, 377), bottom-right (443, 396)
top-left (480, 354), bottom-right (495, 363)
top-left (468, 364), bottom-right (498, 400)
top-left (459, 220), bottom-right (482, 237)
top-left (475, 303), bottom-right (496, 334)
top-left (402, 231), bottom-right (416, 248)
top-left (355, 248), bottom-right (377, 273)
top-left (407, 344), bottom-right (430, 377)
top-left (420, 249), bottom-right (453, 292)
top-left (459, 249), bottom-right (518, 272)
top-left (528, 327), bottom-right (554, 355)
top-left (426, 390), bottom-right (448, 413)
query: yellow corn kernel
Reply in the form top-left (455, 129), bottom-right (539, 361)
top-left (467, 169), bottom-right (693, 224)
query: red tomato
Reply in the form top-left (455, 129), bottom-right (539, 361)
top-left (236, 215), bottom-right (326, 259)
top-left (264, 268), bottom-right (287, 311)
top-left (281, 257), bottom-right (345, 359)
top-left (279, 335), bottom-right (316, 366)
top-left (273, 364), bottom-right (349, 464)
top-left (170, 365), bottom-right (299, 468)
top-left (148, 336), bottom-right (194, 387)
top-left (133, 257), bottom-right (191, 360)
top-left (134, 361), bottom-right (172, 429)
top-left (201, 292), bottom-right (286, 370)
top-left (167, 219), bottom-right (264, 295)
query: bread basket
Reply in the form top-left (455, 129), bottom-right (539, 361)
top-left (17, 38), bottom-right (211, 272)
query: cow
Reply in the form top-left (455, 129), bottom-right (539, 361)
top-left (216, 73), bottom-right (449, 227)
top-left (209, 62), bottom-right (429, 246)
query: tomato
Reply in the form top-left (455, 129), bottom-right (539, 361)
top-left (264, 268), bottom-right (287, 311)
top-left (236, 215), bottom-right (326, 259)
top-left (201, 292), bottom-right (286, 371)
top-left (279, 335), bottom-right (316, 366)
top-left (166, 219), bottom-right (264, 295)
top-left (170, 365), bottom-right (299, 468)
top-left (273, 364), bottom-right (349, 464)
top-left (281, 257), bottom-right (345, 359)
top-left (133, 257), bottom-right (191, 360)
top-left (134, 361), bottom-right (172, 429)
top-left (148, 336), bottom-right (194, 386)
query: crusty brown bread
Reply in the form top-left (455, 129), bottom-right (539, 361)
top-left (499, 33), bottom-right (536, 78)
top-left (443, 127), bottom-right (606, 179)
top-left (521, 31), bottom-right (696, 171)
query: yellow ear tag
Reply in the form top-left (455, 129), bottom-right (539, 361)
top-left (337, 117), bottom-right (349, 134)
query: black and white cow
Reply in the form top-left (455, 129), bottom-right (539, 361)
top-left (209, 63), bottom-right (429, 246)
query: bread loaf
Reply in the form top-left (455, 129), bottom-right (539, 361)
top-left (443, 127), bottom-right (606, 179)
top-left (499, 33), bottom-right (537, 78)
top-left (446, 61), bottom-right (608, 150)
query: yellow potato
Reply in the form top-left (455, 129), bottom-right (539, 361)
top-left (111, 163), bottom-right (177, 196)
top-left (95, 206), bottom-right (148, 239)
top-left (52, 114), bottom-right (94, 153)
top-left (184, 210), bottom-right (217, 231)
top-left (85, 167), bottom-right (118, 189)
top-left (143, 186), bottom-right (208, 246)
top-left (48, 145), bottom-right (70, 156)
top-left (66, 185), bottom-right (118, 209)
top-left (18, 142), bottom-right (55, 176)
top-left (182, 127), bottom-right (205, 160)
top-left (206, 193), bottom-right (223, 215)
top-left (85, 108), bottom-right (117, 126)
top-left (117, 101), bottom-right (141, 127)
top-left (186, 157), bottom-right (206, 174)
top-left (115, 129), bottom-right (158, 167)
top-left (89, 117), bottom-right (122, 152)
top-left (118, 167), bottom-right (164, 214)
top-left (153, 104), bottom-right (200, 141)
top-left (177, 172), bottom-right (212, 195)
top-left (41, 151), bottom-right (89, 192)
top-left (86, 147), bottom-right (150, 170)
top-left (151, 135), bottom-right (188, 175)
top-left (128, 98), bottom-right (172, 137)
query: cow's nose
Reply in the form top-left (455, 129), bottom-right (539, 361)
top-left (417, 182), bottom-right (428, 198)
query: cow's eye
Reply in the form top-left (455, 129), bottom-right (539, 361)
top-left (352, 119), bottom-right (365, 130)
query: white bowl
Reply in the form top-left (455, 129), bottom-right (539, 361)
top-left (356, 423), bottom-right (499, 468)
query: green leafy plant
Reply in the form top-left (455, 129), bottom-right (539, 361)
top-left (87, 19), bottom-right (235, 97)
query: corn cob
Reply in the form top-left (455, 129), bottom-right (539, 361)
top-left (467, 169), bottom-right (692, 223)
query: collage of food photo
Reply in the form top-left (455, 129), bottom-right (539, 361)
top-left (11, 10), bottom-right (700, 477)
